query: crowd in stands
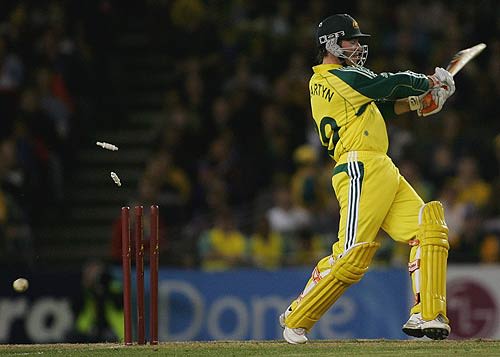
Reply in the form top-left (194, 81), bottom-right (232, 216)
top-left (0, 1), bottom-right (113, 265)
top-left (1, 0), bottom-right (499, 269)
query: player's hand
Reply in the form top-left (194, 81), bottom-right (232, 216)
top-left (428, 67), bottom-right (455, 97)
top-left (408, 87), bottom-right (450, 117)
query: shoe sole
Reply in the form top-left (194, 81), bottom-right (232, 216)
top-left (423, 327), bottom-right (449, 340)
top-left (402, 327), bottom-right (425, 338)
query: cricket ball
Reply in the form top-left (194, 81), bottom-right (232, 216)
top-left (13, 278), bottom-right (29, 293)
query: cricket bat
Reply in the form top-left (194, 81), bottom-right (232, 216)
top-left (446, 43), bottom-right (487, 76)
top-left (413, 43), bottom-right (486, 116)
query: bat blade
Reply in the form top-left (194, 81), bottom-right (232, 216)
top-left (446, 43), bottom-right (486, 76)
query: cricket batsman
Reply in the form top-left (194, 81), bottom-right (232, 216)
top-left (280, 14), bottom-right (454, 344)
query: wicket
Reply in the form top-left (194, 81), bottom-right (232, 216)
top-left (121, 205), bottom-right (159, 346)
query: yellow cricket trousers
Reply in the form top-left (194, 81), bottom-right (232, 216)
top-left (302, 151), bottom-right (424, 291)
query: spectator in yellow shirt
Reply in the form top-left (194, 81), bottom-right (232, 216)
top-left (198, 209), bottom-right (247, 271)
top-left (249, 215), bottom-right (285, 270)
top-left (451, 156), bottom-right (491, 208)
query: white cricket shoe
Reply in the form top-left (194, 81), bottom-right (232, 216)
top-left (283, 326), bottom-right (308, 344)
top-left (421, 314), bottom-right (451, 340)
top-left (279, 312), bottom-right (308, 344)
top-left (402, 313), bottom-right (450, 340)
top-left (402, 312), bottom-right (425, 338)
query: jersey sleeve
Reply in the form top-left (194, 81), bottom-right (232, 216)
top-left (331, 67), bottom-right (430, 101)
top-left (375, 100), bottom-right (396, 119)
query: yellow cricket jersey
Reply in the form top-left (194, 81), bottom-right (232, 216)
top-left (310, 64), bottom-right (430, 162)
top-left (199, 228), bottom-right (247, 271)
top-left (250, 232), bottom-right (284, 269)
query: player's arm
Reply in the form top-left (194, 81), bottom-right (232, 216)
top-left (367, 67), bottom-right (454, 100)
top-left (375, 97), bottom-right (424, 118)
top-left (394, 98), bottom-right (413, 115)
top-left (379, 68), bottom-right (456, 116)
top-left (331, 67), bottom-right (430, 119)
top-left (332, 66), bottom-right (454, 117)
top-left (388, 88), bottom-right (451, 116)
top-left (332, 67), bottom-right (431, 101)
top-left (332, 66), bottom-right (455, 100)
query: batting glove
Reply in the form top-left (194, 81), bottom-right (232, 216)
top-left (408, 87), bottom-right (450, 117)
top-left (428, 67), bottom-right (456, 97)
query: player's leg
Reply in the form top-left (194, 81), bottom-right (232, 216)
top-left (281, 241), bottom-right (379, 343)
top-left (380, 180), bottom-right (426, 337)
top-left (382, 177), bottom-right (450, 340)
top-left (281, 152), bottom-right (398, 343)
top-left (410, 201), bottom-right (450, 339)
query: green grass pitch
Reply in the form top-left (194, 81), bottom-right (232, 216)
top-left (1, 340), bottom-right (499, 356)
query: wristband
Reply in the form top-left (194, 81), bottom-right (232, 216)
top-left (408, 96), bottom-right (421, 111)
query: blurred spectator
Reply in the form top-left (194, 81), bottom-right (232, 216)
top-left (197, 133), bottom-right (246, 206)
top-left (206, 96), bottom-right (235, 140)
top-left (450, 155), bottom-right (492, 209)
top-left (155, 92), bottom-right (199, 173)
top-left (17, 85), bottom-right (65, 205)
top-left (143, 152), bottom-right (191, 227)
top-left (198, 209), bottom-right (247, 271)
top-left (191, 162), bottom-right (228, 217)
top-left (258, 102), bottom-right (295, 183)
top-left (448, 206), bottom-right (484, 263)
top-left (291, 229), bottom-right (329, 267)
top-left (249, 215), bottom-right (285, 270)
top-left (267, 186), bottom-right (311, 237)
top-left (399, 159), bottom-right (435, 203)
top-left (479, 234), bottom-right (500, 264)
top-left (428, 144), bottom-right (455, 191)
top-left (310, 160), bottom-right (340, 236)
top-left (438, 185), bottom-right (468, 245)
top-left (0, 34), bottom-right (23, 91)
top-left (35, 66), bottom-right (71, 141)
top-left (291, 144), bottom-right (328, 212)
